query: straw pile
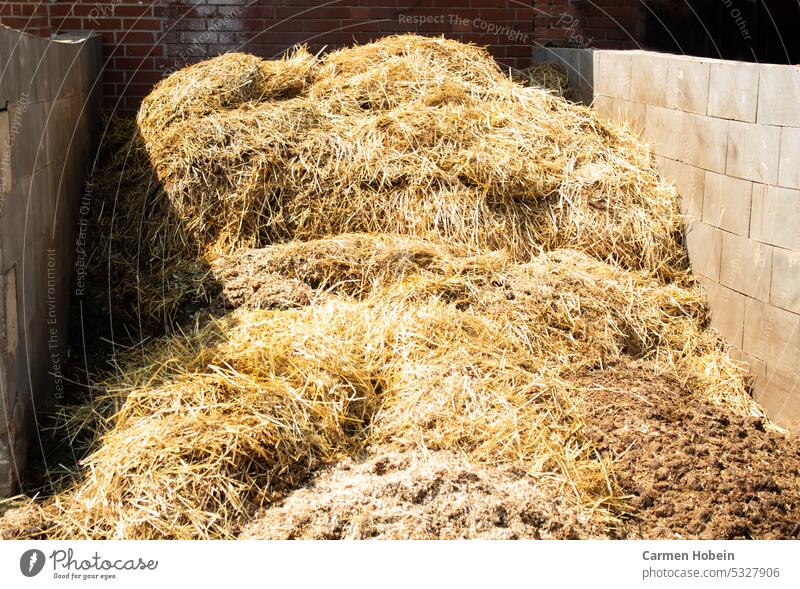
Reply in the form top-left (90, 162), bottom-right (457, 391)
top-left (514, 62), bottom-right (574, 100)
top-left (6, 35), bottom-right (791, 540)
top-left (89, 35), bottom-right (685, 332)
top-left (20, 235), bottom-right (751, 539)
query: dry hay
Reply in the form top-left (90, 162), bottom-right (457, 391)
top-left (37, 281), bottom-right (610, 538)
top-left (88, 35), bottom-right (684, 332)
top-left (12, 35), bottom-right (788, 541)
top-left (206, 234), bottom-right (747, 412)
top-left (514, 62), bottom-right (574, 100)
top-left (16, 234), bottom-right (756, 539)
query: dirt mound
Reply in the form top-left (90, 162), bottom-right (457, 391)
top-left (0, 501), bottom-right (46, 540)
top-left (572, 365), bottom-right (800, 539)
top-left (240, 448), bottom-right (606, 540)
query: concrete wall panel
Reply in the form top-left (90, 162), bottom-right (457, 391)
top-left (0, 27), bottom-right (101, 496)
top-left (666, 57), bottom-right (710, 115)
top-left (726, 121), bottom-right (781, 184)
top-left (708, 61), bottom-right (760, 123)
top-left (757, 65), bottom-right (800, 127)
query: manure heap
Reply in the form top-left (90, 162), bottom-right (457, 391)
top-left (2, 35), bottom-right (799, 540)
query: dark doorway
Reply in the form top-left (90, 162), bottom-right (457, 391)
top-left (640, 1), bottom-right (800, 64)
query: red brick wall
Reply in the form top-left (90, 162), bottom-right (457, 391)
top-left (1, 1), bottom-right (640, 113)
top-left (534, 0), bottom-right (641, 49)
top-left (0, 2), bottom-right (50, 35)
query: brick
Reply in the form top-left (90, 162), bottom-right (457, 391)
top-left (743, 298), bottom-right (800, 366)
top-left (708, 60), bottom-right (759, 123)
top-left (180, 31), bottom-right (216, 44)
top-left (719, 231), bottom-right (772, 301)
top-left (778, 127), bottom-right (800, 190)
top-left (271, 6), bottom-right (325, 19)
top-left (479, 8), bottom-right (517, 21)
top-left (123, 19), bottom-right (163, 32)
top-left (210, 17), bottom-right (249, 32)
top-left (704, 280), bottom-right (746, 348)
top-left (771, 248), bottom-right (800, 315)
top-left (505, 46), bottom-right (532, 58)
top-left (629, 51), bottom-right (669, 107)
top-left (114, 57), bottom-right (154, 71)
top-left (678, 113), bottom-right (728, 173)
top-left (114, 6), bottom-right (153, 18)
top-left (726, 121), bottom-right (781, 184)
top-left (702, 171), bottom-right (751, 236)
top-left (218, 6), bottom-right (269, 20)
top-left (86, 17), bottom-right (121, 30)
top-left (643, 104), bottom-right (683, 160)
top-left (51, 17), bottom-right (85, 32)
top-left (759, 186), bottom-right (800, 251)
top-left (341, 19), bottom-right (384, 33)
top-left (127, 70), bottom-right (164, 85)
top-left (593, 50), bottom-right (631, 100)
top-left (125, 45), bottom-right (164, 57)
top-left (685, 221), bottom-right (722, 281)
top-left (757, 64), bottom-right (800, 127)
top-left (115, 31), bottom-right (156, 44)
top-left (666, 57), bottom-right (710, 115)
top-left (171, 17), bottom-right (206, 31)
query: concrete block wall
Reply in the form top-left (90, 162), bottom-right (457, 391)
top-left (0, 26), bottom-right (102, 495)
top-left (534, 48), bottom-right (800, 431)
